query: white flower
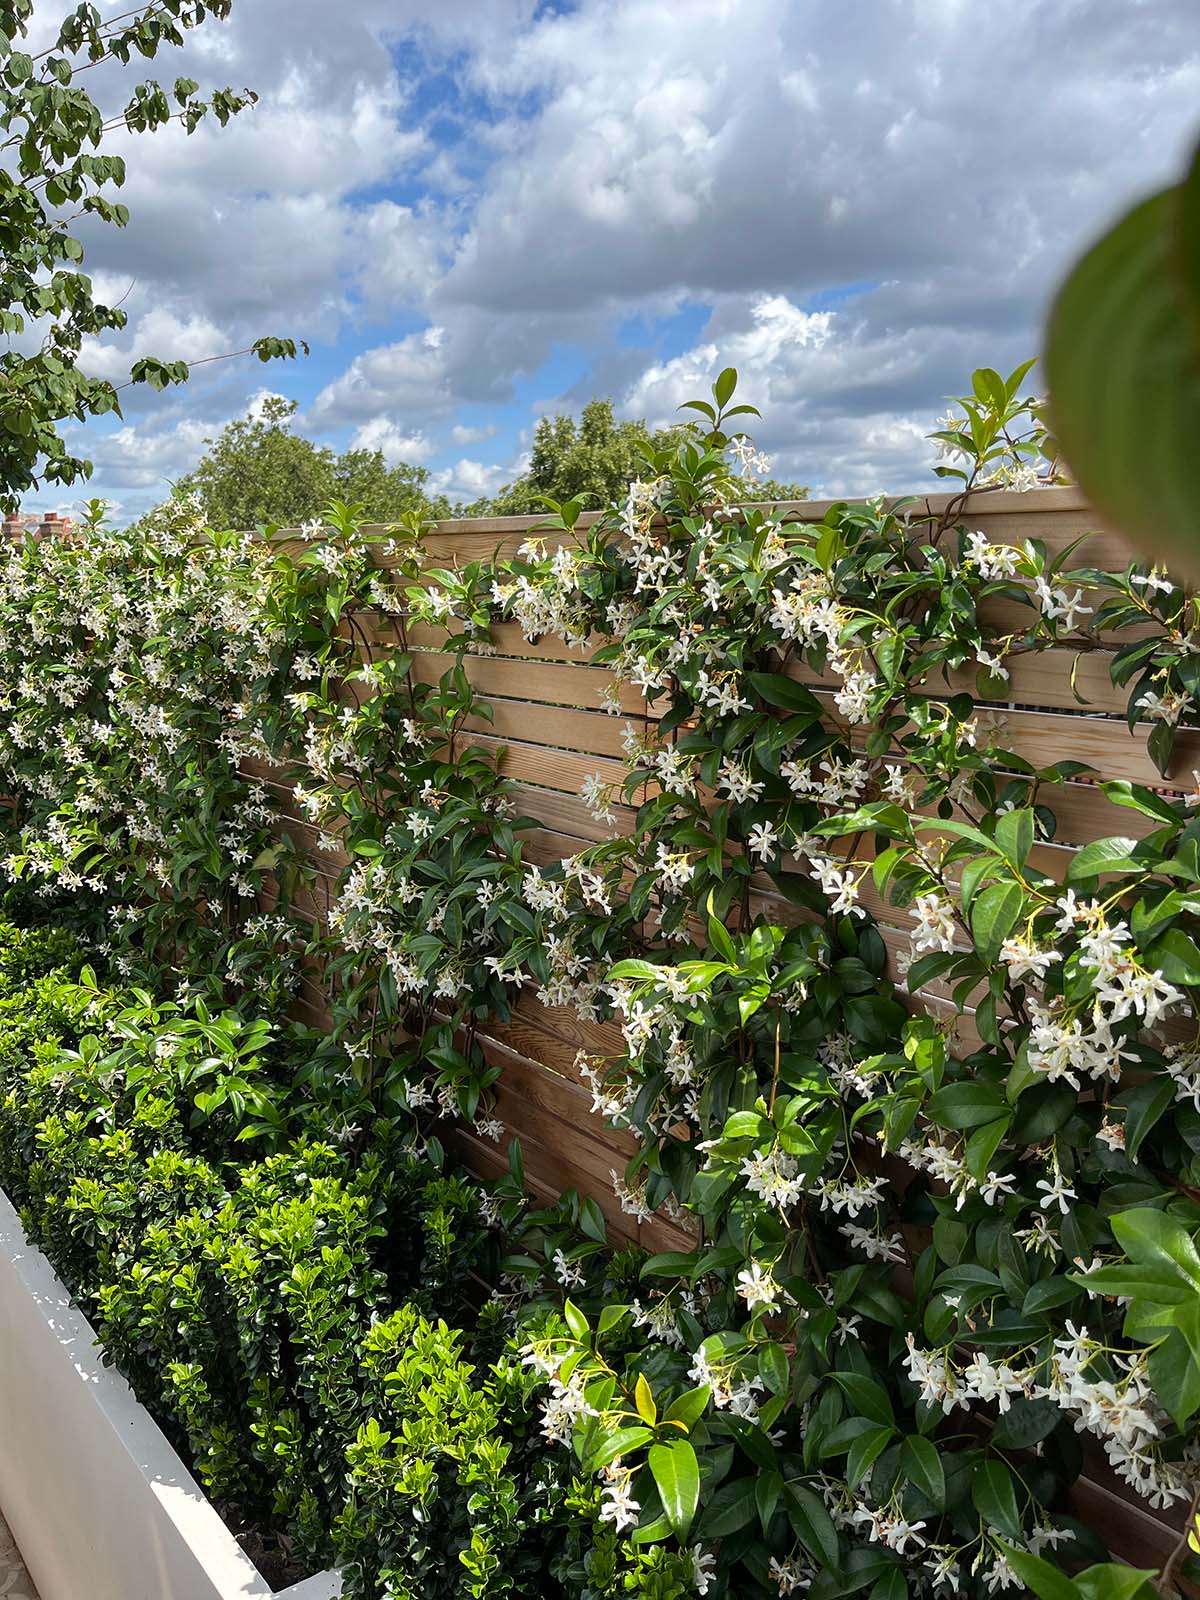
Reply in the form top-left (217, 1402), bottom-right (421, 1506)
top-left (1131, 566), bottom-right (1173, 596)
top-left (910, 891), bottom-right (957, 954)
top-left (834, 668), bottom-right (877, 724)
top-left (904, 1336), bottom-right (969, 1414)
top-left (599, 1473), bottom-right (640, 1532)
top-left (966, 531), bottom-right (1020, 581)
top-left (1096, 1119), bottom-right (1125, 1151)
top-left (999, 937), bottom-right (1061, 984)
top-left (809, 854), bottom-right (866, 918)
top-left (538, 1369), bottom-right (597, 1441)
top-left (980, 1170), bottom-right (1018, 1207)
top-left (769, 1556), bottom-right (811, 1595)
top-left (581, 772), bottom-right (616, 824)
top-left (552, 1248), bottom-right (585, 1288)
top-left (982, 1555), bottom-right (1021, 1594)
top-left (1036, 1171), bottom-right (1076, 1214)
top-left (963, 1353), bottom-right (1025, 1413)
top-left (737, 1261), bottom-right (785, 1313)
top-left (740, 1146), bottom-right (804, 1210)
top-left (1137, 687), bottom-right (1191, 726)
top-left (716, 759), bottom-right (764, 805)
top-left (747, 820), bottom-right (779, 861)
top-left (691, 1547), bottom-right (716, 1596)
top-left (1033, 577), bottom-right (1093, 630)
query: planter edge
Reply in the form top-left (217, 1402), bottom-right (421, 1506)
top-left (0, 1183), bottom-right (341, 1600)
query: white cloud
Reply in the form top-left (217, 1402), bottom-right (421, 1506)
top-left (82, 306), bottom-right (233, 385)
top-left (450, 423), bottom-right (498, 446)
top-left (428, 457), bottom-right (512, 505)
top-left (78, 414), bottom-right (229, 492)
top-left (49, 0), bottom-right (1199, 515)
top-left (348, 417), bottom-right (436, 464)
top-left (311, 328), bottom-right (454, 425)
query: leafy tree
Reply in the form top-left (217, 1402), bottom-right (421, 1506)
top-left (332, 445), bottom-right (449, 524)
top-left (461, 397), bottom-right (809, 515)
top-left (0, 0), bottom-right (302, 509)
top-left (154, 397), bottom-right (450, 529)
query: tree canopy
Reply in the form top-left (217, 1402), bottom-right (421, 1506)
top-left (146, 397), bottom-right (451, 529)
top-left (0, 0), bottom-right (299, 509)
top-left (461, 398), bottom-right (809, 515)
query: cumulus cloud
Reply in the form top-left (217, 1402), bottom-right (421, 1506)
top-left (348, 417), bottom-right (436, 464)
top-left (311, 328), bottom-right (454, 426)
top-left (619, 290), bottom-right (982, 492)
top-left (53, 0), bottom-right (1198, 516)
top-left (428, 457), bottom-right (514, 505)
top-left (450, 422), bottom-right (498, 445)
top-left (76, 414), bottom-right (229, 492)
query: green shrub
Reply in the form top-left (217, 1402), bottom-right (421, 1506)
top-left (336, 1307), bottom-right (558, 1598)
top-left (0, 919), bottom-right (566, 1592)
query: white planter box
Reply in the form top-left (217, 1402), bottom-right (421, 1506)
top-left (0, 1186), bottom-right (342, 1600)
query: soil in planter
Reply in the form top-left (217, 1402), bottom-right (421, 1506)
top-left (216, 1501), bottom-right (311, 1592)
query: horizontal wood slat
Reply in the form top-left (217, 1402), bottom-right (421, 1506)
top-left (259, 488), bottom-right (1199, 1567)
top-left (341, 486), bottom-right (1125, 570)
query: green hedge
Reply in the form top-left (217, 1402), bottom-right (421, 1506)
top-left (0, 920), bottom-right (563, 1597)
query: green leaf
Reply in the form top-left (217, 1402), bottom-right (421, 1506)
top-left (700, 1476), bottom-right (757, 1538)
top-left (970, 881), bottom-right (1024, 967)
top-left (1121, 1077), bottom-right (1176, 1163)
top-left (783, 1483), bottom-right (840, 1567)
top-left (1066, 835), bottom-right (1145, 883)
top-left (758, 1342), bottom-right (790, 1396)
top-left (664, 1386), bottom-right (712, 1430)
top-left (713, 366), bottom-right (738, 409)
top-left (722, 1110), bottom-right (771, 1140)
top-left (745, 671), bottom-right (821, 715)
top-left (597, 1303), bottom-right (630, 1336)
top-left (965, 1116), bottom-right (1012, 1183)
top-left (994, 808), bottom-right (1035, 869)
top-left (706, 893), bottom-right (737, 964)
top-left (648, 1439), bottom-right (700, 1538)
top-left (1146, 927), bottom-right (1200, 986)
top-left (990, 1397), bottom-right (1061, 1449)
top-left (1112, 1207), bottom-right (1200, 1283)
top-left (927, 1080), bottom-right (1007, 1130)
top-left (1100, 781), bottom-right (1183, 825)
top-left (588, 1426), bottom-right (654, 1472)
top-left (971, 1458), bottom-right (1023, 1539)
top-left (831, 1371), bottom-right (895, 1427)
top-left (1074, 1565), bottom-right (1159, 1600)
top-left (633, 1373), bottom-right (657, 1426)
top-left (1072, 1263), bottom-right (1193, 1303)
top-left (996, 1541), bottom-right (1080, 1600)
top-left (846, 1424), bottom-right (894, 1489)
top-left (1045, 143), bottom-right (1200, 575)
top-left (563, 1299), bottom-right (589, 1340)
top-left (756, 1469), bottom-right (784, 1536)
top-left (1147, 1328), bottom-right (1200, 1425)
top-left (900, 1436), bottom-right (945, 1507)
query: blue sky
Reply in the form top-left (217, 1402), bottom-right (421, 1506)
top-left (42, 0), bottom-right (1200, 520)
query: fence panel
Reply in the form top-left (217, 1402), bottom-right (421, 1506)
top-left (266, 484), bottom-right (1193, 1566)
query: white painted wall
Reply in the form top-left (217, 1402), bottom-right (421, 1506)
top-left (0, 1187), bottom-right (341, 1600)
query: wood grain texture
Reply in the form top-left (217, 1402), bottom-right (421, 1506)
top-left (256, 487), bottom-right (1192, 1567)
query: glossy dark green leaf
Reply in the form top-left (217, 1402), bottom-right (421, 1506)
top-left (1045, 164), bottom-right (1200, 578)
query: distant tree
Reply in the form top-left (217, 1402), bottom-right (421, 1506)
top-left (332, 445), bottom-right (447, 523)
top-left (0, 0), bottom-right (302, 510)
top-left (461, 397), bottom-right (809, 515)
top-left (142, 397), bottom-right (449, 529)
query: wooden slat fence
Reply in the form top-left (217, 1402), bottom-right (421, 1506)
top-left (269, 484), bottom-right (1200, 1235)
top-left (259, 484), bottom-right (1192, 1568)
